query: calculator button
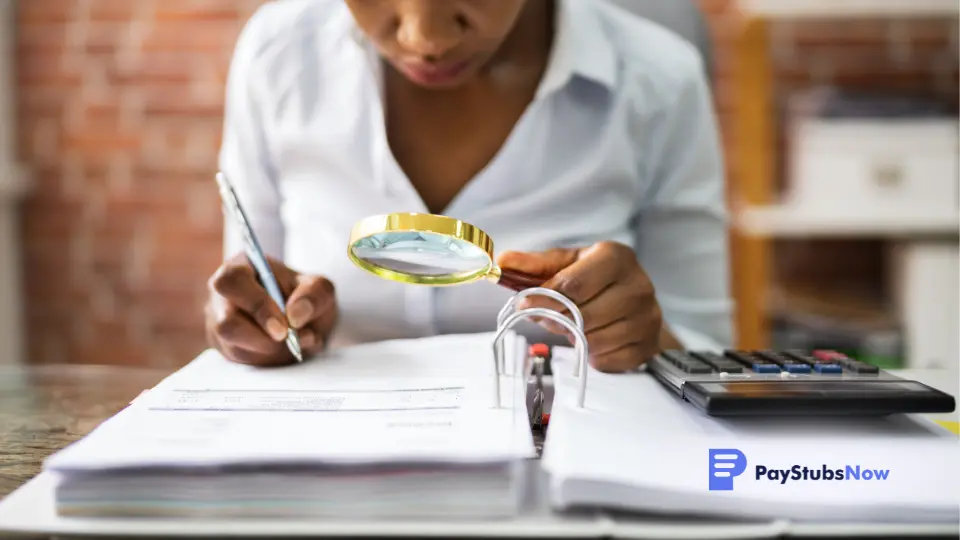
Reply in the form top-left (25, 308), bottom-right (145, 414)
top-left (690, 352), bottom-right (743, 373)
top-left (756, 351), bottom-right (812, 374)
top-left (782, 350), bottom-right (818, 365)
top-left (813, 364), bottom-right (843, 374)
top-left (774, 360), bottom-right (811, 374)
top-left (724, 350), bottom-right (781, 373)
top-left (681, 364), bottom-right (714, 374)
top-left (660, 350), bottom-right (687, 364)
top-left (783, 364), bottom-right (812, 374)
top-left (661, 351), bottom-right (713, 374)
top-left (723, 350), bottom-right (758, 366)
top-left (841, 361), bottom-right (879, 374)
top-left (784, 350), bottom-right (844, 374)
top-left (814, 350), bottom-right (880, 374)
top-left (751, 363), bottom-right (782, 374)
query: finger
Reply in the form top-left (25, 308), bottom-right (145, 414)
top-left (497, 248), bottom-right (580, 278)
top-left (286, 275), bottom-right (336, 329)
top-left (591, 342), bottom-right (650, 373)
top-left (542, 242), bottom-right (633, 304)
top-left (575, 278), bottom-right (656, 332)
top-left (518, 283), bottom-right (642, 334)
top-left (515, 295), bottom-right (576, 334)
top-left (214, 305), bottom-right (283, 356)
top-left (518, 269), bottom-right (650, 334)
top-left (584, 317), bottom-right (650, 358)
top-left (222, 343), bottom-right (291, 367)
top-left (299, 301), bottom-right (338, 354)
top-left (209, 263), bottom-right (287, 342)
top-left (224, 252), bottom-right (299, 297)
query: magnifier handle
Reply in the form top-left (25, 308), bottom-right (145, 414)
top-left (497, 269), bottom-right (547, 292)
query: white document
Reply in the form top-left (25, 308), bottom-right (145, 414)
top-left (134, 332), bottom-right (529, 410)
top-left (542, 348), bottom-right (960, 524)
top-left (141, 385), bottom-right (464, 412)
top-left (44, 332), bottom-right (535, 472)
top-left (0, 472), bottom-right (806, 539)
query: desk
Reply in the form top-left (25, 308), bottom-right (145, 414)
top-left (0, 364), bottom-right (956, 539)
top-left (0, 364), bottom-right (171, 499)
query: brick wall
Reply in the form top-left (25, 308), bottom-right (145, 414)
top-left (14, 1), bottom-right (958, 367)
top-left (17, 0), bottom-right (264, 366)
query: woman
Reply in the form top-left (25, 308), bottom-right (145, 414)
top-left (205, 0), bottom-right (732, 372)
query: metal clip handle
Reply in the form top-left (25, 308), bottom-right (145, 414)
top-left (496, 287), bottom-right (585, 377)
top-left (492, 308), bottom-right (589, 409)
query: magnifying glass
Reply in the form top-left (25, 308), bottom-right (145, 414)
top-left (347, 212), bottom-right (545, 292)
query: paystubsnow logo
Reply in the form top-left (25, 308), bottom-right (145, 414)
top-left (708, 448), bottom-right (890, 491)
top-left (709, 449), bottom-right (748, 490)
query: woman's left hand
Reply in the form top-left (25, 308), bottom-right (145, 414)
top-left (498, 241), bottom-right (675, 372)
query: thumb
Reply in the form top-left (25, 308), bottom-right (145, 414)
top-left (497, 248), bottom-right (581, 278)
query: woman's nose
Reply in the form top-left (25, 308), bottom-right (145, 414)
top-left (396, 10), bottom-right (465, 61)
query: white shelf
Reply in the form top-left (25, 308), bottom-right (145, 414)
top-left (736, 205), bottom-right (960, 238)
top-left (741, 0), bottom-right (960, 18)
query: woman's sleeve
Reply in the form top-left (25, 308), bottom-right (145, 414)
top-left (633, 62), bottom-right (734, 352)
top-left (218, 6), bottom-right (285, 262)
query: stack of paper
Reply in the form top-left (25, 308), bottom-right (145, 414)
top-left (541, 349), bottom-right (960, 524)
top-left (43, 332), bottom-right (536, 519)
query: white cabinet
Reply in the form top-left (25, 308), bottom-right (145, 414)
top-left (785, 120), bottom-right (959, 222)
top-left (889, 242), bottom-right (960, 376)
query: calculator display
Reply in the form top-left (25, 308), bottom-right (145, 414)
top-left (703, 381), bottom-right (931, 396)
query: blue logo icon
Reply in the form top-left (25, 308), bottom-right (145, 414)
top-left (709, 449), bottom-right (747, 491)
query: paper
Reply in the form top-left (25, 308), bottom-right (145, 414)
top-left (0, 472), bottom-right (800, 538)
top-left (542, 348), bottom-right (960, 523)
top-left (149, 332), bottom-right (521, 390)
top-left (144, 386), bottom-right (463, 412)
top-left (44, 332), bottom-right (535, 473)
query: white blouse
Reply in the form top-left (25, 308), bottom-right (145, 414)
top-left (218, 0), bottom-right (733, 351)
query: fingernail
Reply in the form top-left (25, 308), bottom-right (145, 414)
top-left (300, 329), bottom-right (315, 349)
top-left (288, 299), bottom-right (313, 328)
top-left (266, 318), bottom-right (287, 341)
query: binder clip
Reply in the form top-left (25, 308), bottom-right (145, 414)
top-left (496, 288), bottom-right (585, 376)
top-left (528, 343), bottom-right (550, 434)
top-left (492, 288), bottom-right (589, 409)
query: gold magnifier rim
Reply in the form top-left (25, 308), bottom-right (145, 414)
top-left (347, 212), bottom-right (501, 286)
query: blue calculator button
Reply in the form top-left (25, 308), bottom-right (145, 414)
top-left (784, 363), bottom-right (811, 374)
top-left (752, 363), bottom-right (781, 373)
top-left (814, 364), bottom-right (843, 374)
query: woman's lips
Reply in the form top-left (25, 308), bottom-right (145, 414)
top-left (399, 59), bottom-right (473, 86)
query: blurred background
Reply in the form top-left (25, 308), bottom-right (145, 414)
top-left (0, 0), bottom-right (957, 372)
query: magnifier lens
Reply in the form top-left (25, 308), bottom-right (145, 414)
top-left (351, 231), bottom-right (491, 277)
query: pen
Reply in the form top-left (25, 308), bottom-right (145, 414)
top-left (214, 172), bottom-right (304, 363)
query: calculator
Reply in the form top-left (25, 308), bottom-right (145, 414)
top-left (647, 349), bottom-right (956, 417)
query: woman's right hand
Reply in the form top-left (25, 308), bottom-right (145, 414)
top-left (204, 254), bottom-right (338, 366)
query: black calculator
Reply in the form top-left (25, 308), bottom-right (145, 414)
top-left (647, 349), bottom-right (956, 417)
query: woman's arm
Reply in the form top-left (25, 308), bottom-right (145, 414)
top-left (206, 8), bottom-right (339, 365)
top-left (633, 59), bottom-right (733, 352)
top-left (219, 5), bottom-right (285, 262)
